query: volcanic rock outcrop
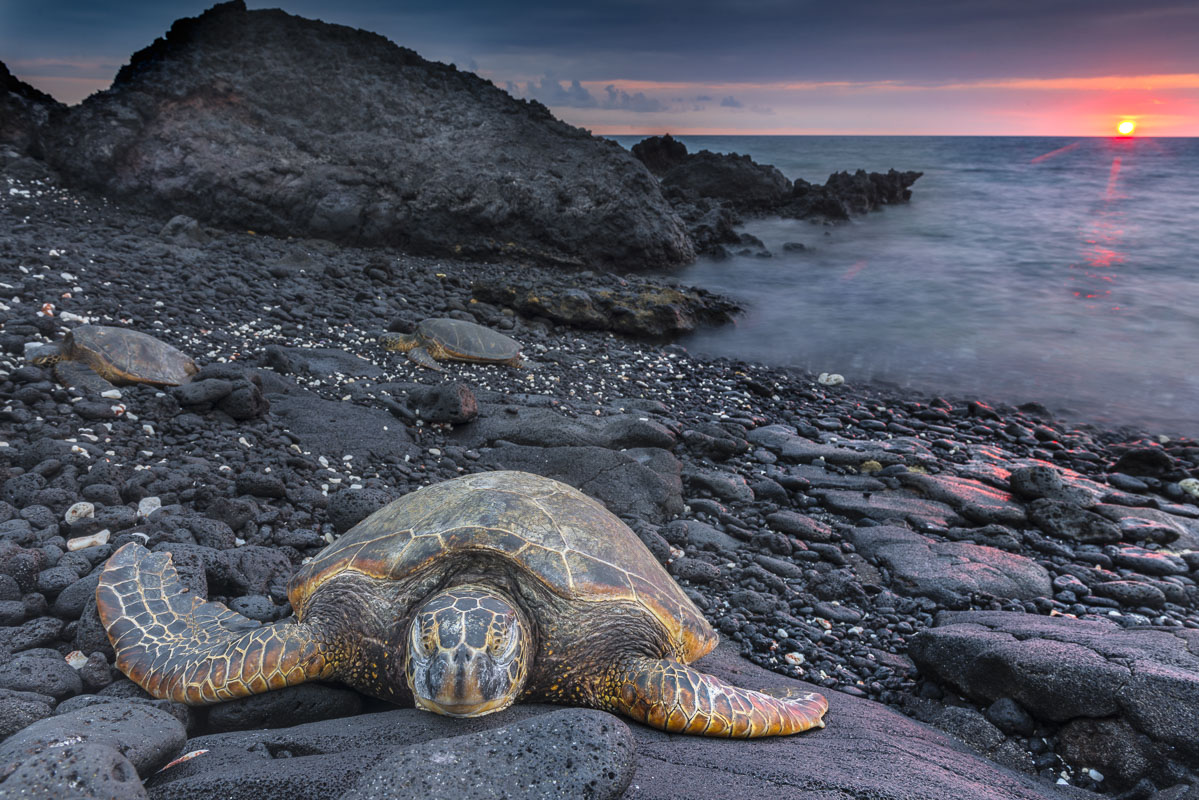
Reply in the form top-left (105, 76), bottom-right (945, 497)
top-left (1, 61), bottom-right (62, 157)
top-left (39, 1), bottom-right (693, 271)
top-left (632, 134), bottom-right (923, 255)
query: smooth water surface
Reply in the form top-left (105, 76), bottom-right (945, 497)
top-left (612, 135), bottom-right (1199, 437)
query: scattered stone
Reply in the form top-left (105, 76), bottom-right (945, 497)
top-left (67, 529), bottom-right (111, 551)
top-left (64, 501), bottom-right (95, 525)
top-left (1089, 580), bottom-right (1167, 608)
top-left (818, 372), bottom-right (845, 387)
top-left (326, 488), bottom-right (393, 534)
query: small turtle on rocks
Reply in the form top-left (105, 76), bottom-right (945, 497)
top-left (28, 325), bottom-right (197, 394)
top-left (97, 472), bottom-right (827, 737)
top-left (379, 318), bottom-right (522, 371)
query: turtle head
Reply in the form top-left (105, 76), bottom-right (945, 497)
top-left (27, 343), bottom-right (62, 367)
top-left (378, 332), bottom-right (417, 353)
top-left (405, 585), bottom-right (531, 717)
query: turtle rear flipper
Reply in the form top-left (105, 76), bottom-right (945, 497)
top-left (97, 543), bottom-right (334, 705)
top-left (604, 656), bottom-right (827, 737)
top-left (56, 361), bottom-right (116, 395)
top-left (406, 346), bottom-right (445, 371)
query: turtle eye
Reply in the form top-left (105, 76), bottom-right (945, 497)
top-left (411, 617), bottom-right (437, 657)
top-left (488, 622), bottom-right (520, 661)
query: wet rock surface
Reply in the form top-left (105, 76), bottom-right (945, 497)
top-left (3, 75), bottom-right (1199, 800)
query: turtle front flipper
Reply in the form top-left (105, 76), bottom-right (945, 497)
top-left (603, 655), bottom-right (827, 737)
top-left (55, 361), bottom-right (116, 395)
top-left (406, 346), bottom-right (445, 371)
top-left (97, 543), bottom-right (334, 705)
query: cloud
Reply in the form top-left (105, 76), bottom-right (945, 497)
top-left (506, 76), bottom-right (666, 112)
top-left (602, 84), bottom-right (666, 112)
top-left (719, 95), bottom-right (743, 108)
top-left (506, 77), bottom-right (598, 107)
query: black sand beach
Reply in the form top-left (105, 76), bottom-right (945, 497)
top-left (2, 4), bottom-right (1199, 799)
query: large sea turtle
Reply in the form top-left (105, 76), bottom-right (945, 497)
top-left (379, 318), bottom-right (522, 370)
top-left (29, 324), bottom-right (197, 394)
top-left (97, 471), bottom-right (827, 737)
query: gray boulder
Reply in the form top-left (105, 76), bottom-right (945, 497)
top-left (41, 3), bottom-right (692, 271)
top-left (340, 709), bottom-right (635, 800)
top-left (909, 611), bottom-right (1199, 771)
top-left (471, 277), bottom-right (740, 339)
top-left (451, 405), bottom-right (676, 451)
top-left (849, 526), bottom-right (1052, 605)
top-left (481, 444), bottom-right (684, 523)
top-left (0, 701), bottom-right (185, 780)
top-left (1, 742), bottom-right (148, 800)
top-left (266, 389), bottom-right (416, 464)
top-left (661, 149), bottom-right (792, 210)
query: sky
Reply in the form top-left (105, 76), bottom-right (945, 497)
top-left (2, 1), bottom-right (1198, 136)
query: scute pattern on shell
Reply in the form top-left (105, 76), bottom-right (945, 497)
top-left (69, 324), bottom-right (196, 385)
top-left (290, 471), bottom-right (715, 660)
top-left (418, 318), bottom-right (521, 361)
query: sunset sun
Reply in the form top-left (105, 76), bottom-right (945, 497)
top-left (1117, 119), bottom-right (1136, 136)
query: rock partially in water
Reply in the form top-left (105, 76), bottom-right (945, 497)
top-left (472, 274), bottom-right (740, 339)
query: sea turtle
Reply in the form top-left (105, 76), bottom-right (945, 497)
top-left (29, 324), bottom-right (197, 394)
top-left (379, 318), bottom-right (522, 371)
top-left (97, 471), bottom-right (827, 737)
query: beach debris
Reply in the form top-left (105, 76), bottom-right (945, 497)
top-left (68, 529), bottom-right (111, 551)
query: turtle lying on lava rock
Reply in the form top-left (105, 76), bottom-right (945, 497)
top-left (379, 318), bottom-right (523, 370)
top-left (97, 471), bottom-right (827, 737)
top-left (29, 324), bottom-right (197, 393)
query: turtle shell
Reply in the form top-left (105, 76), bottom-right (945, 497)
top-left (68, 325), bottom-right (196, 385)
top-left (418, 318), bottom-right (520, 361)
top-left (291, 471), bottom-right (715, 660)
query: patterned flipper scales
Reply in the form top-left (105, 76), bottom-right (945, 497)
top-left (96, 543), bottom-right (333, 705)
top-left (55, 361), bottom-right (115, 395)
top-left (406, 346), bottom-right (445, 371)
top-left (609, 656), bottom-right (827, 737)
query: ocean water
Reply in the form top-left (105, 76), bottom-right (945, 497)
top-left (611, 135), bottom-right (1199, 438)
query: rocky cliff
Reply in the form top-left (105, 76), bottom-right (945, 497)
top-left (1, 61), bottom-right (62, 157)
top-left (39, 2), bottom-right (693, 271)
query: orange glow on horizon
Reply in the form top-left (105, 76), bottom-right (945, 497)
top-left (1117, 120), bottom-right (1136, 136)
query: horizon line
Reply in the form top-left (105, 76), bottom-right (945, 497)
top-left (588, 129), bottom-right (1197, 138)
